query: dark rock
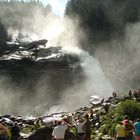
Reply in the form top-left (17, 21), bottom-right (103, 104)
top-left (0, 39), bottom-right (80, 71)
top-left (27, 126), bottom-right (53, 140)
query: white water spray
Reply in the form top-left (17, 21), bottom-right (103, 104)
top-left (46, 48), bottom-right (114, 114)
top-left (79, 50), bottom-right (114, 98)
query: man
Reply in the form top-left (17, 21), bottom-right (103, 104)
top-left (10, 122), bottom-right (21, 140)
top-left (75, 119), bottom-right (84, 140)
top-left (52, 120), bottom-right (67, 140)
top-left (83, 114), bottom-right (91, 140)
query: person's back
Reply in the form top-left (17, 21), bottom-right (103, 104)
top-left (52, 121), bottom-right (67, 140)
top-left (76, 120), bottom-right (84, 134)
top-left (83, 114), bottom-right (91, 140)
top-left (10, 123), bottom-right (20, 140)
top-left (134, 119), bottom-right (140, 140)
top-left (116, 121), bottom-right (126, 140)
top-left (11, 126), bottom-right (20, 136)
top-left (135, 120), bottom-right (140, 135)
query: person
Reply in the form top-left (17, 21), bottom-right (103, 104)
top-left (128, 90), bottom-right (133, 98)
top-left (134, 119), bottom-right (140, 140)
top-left (122, 115), bottom-right (134, 140)
top-left (52, 120), bottom-right (68, 140)
top-left (115, 121), bottom-right (127, 140)
top-left (92, 114), bottom-right (98, 126)
top-left (64, 117), bottom-right (77, 140)
top-left (10, 122), bottom-right (20, 140)
top-left (34, 119), bottom-right (41, 131)
top-left (75, 119), bottom-right (84, 140)
top-left (103, 103), bottom-right (110, 113)
top-left (112, 91), bottom-right (117, 98)
top-left (82, 114), bottom-right (91, 140)
top-left (0, 123), bottom-right (8, 140)
top-left (68, 124), bottom-right (77, 140)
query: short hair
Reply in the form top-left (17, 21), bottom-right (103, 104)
top-left (124, 115), bottom-right (128, 119)
top-left (85, 114), bottom-right (89, 119)
top-left (137, 119), bottom-right (140, 122)
top-left (57, 121), bottom-right (62, 125)
top-left (63, 118), bottom-right (68, 123)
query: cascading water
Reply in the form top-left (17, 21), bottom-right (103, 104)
top-left (79, 50), bottom-right (114, 98)
top-left (46, 48), bottom-right (114, 114)
top-left (0, 1), bottom-right (116, 116)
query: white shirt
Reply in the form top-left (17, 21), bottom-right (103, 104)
top-left (75, 122), bottom-right (84, 133)
top-left (52, 124), bottom-right (67, 139)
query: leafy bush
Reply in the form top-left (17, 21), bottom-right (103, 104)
top-left (117, 99), bottom-right (140, 120)
top-left (108, 123), bottom-right (116, 137)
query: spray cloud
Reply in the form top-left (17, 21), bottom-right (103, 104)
top-left (0, 0), bottom-right (115, 115)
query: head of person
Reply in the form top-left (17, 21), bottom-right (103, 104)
top-left (85, 114), bottom-right (89, 120)
top-left (57, 120), bottom-right (62, 125)
top-left (136, 119), bottom-right (140, 122)
top-left (124, 115), bottom-right (129, 120)
top-left (12, 121), bottom-right (18, 126)
top-left (62, 117), bottom-right (68, 123)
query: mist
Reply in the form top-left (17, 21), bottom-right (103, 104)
top-left (0, 0), bottom-right (139, 115)
top-left (65, 0), bottom-right (140, 93)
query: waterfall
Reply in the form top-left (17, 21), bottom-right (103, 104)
top-left (79, 50), bottom-right (114, 98)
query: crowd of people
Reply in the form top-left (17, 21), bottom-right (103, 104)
top-left (116, 115), bottom-right (140, 140)
top-left (51, 114), bottom-right (140, 140)
top-left (0, 89), bottom-right (140, 140)
top-left (51, 113), bottom-right (92, 140)
top-left (1, 113), bottom-right (140, 140)
top-left (51, 89), bottom-right (140, 140)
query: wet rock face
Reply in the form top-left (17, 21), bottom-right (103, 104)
top-left (0, 39), bottom-right (80, 71)
top-left (0, 39), bottom-right (83, 89)
top-left (0, 39), bottom-right (85, 115)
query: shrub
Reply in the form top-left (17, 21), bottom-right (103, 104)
top-left (117, 99), bottom-right (140, 120)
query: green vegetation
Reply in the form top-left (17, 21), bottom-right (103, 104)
top-left (117, 99), bottom-right (140, 120)
top-left (96, 99), bottom-right (140, 137)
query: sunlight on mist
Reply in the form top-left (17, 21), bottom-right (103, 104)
top-left (42, 19), bottom-right (65, 40)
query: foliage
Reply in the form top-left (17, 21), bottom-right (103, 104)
top-left (97, 99), bottom-right (140, 137)
top-left (99, 119), bottom-right (116, 136)
top-left (108, 123), bottom-right (116, 137)
top-left (117, 99), bottom-right (140, 120)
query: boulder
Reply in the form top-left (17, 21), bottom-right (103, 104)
top-left (27, 126), bottom-right (53, 140)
